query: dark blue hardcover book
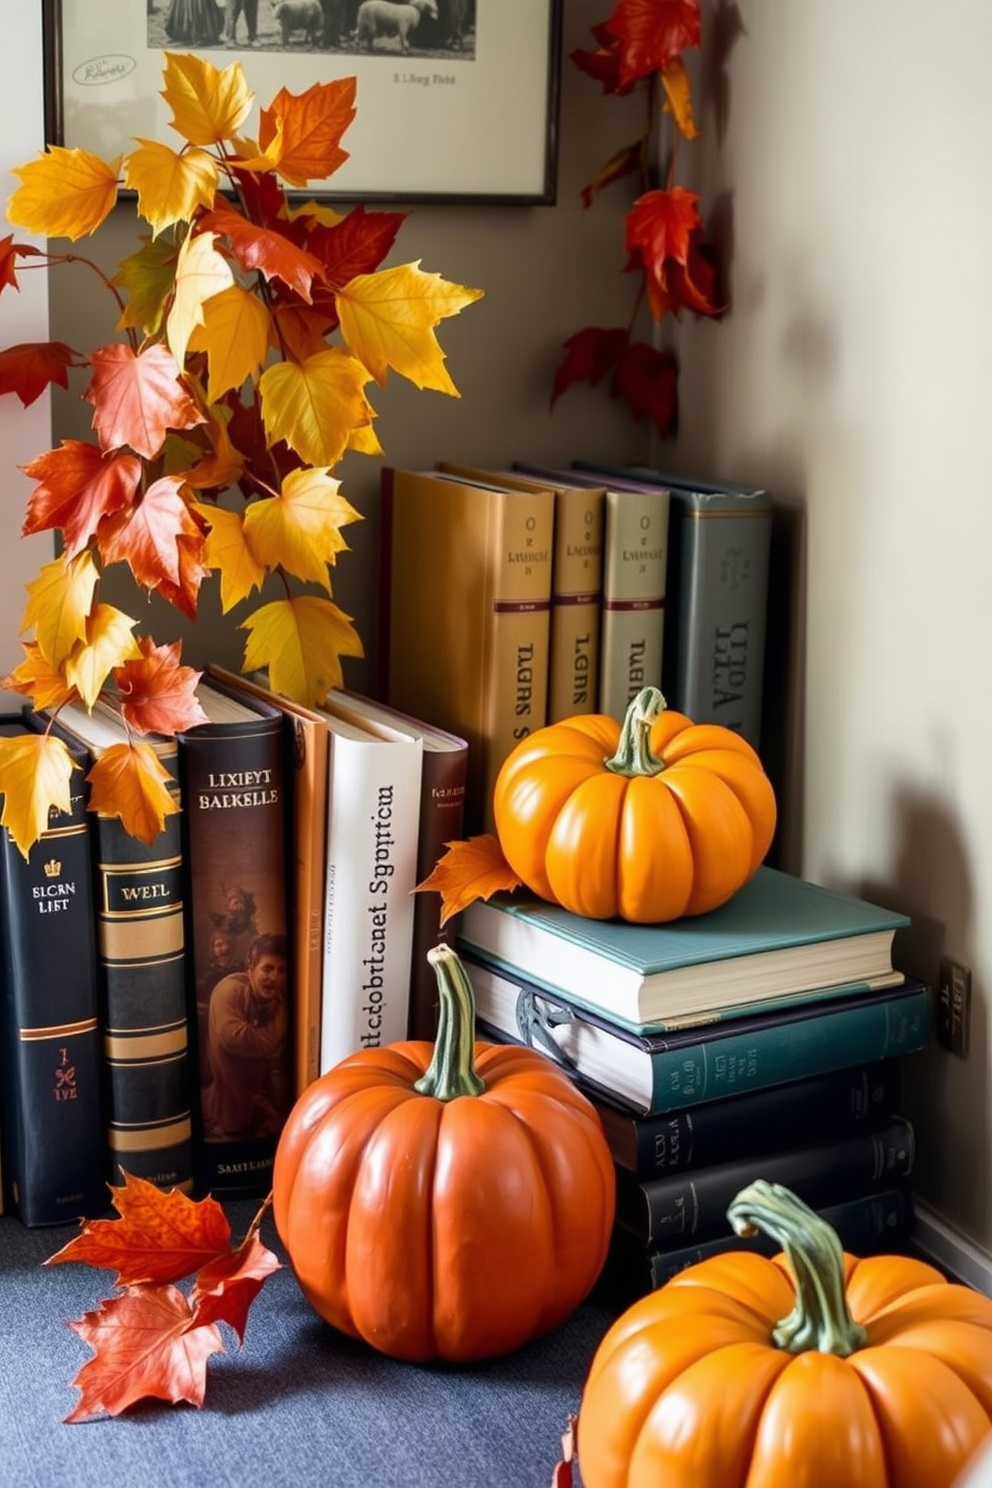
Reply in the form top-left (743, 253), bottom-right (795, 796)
top-left (0, 716), bottom-right (106, 1225)
top-left (462, 950), bottom-right (932, 1115)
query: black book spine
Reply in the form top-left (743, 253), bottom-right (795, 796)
top-left (177, 704), bottom-right (293, 1198)
top-left (623, 1060), bottom-right (902, 1178)
top-left (0, 722), bottom-right (106, 1225)
top-left (90, 783), bottom-right (194, 1194)
top-left (617, 1114), bottom-right (916, 1248)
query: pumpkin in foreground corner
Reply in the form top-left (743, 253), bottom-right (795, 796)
top-left (574, 1179), bottom-right (992, 1488)
top-left (492, 686), bottom-right (777, 923)
top-left (272, 943), bottom-right (616, 1362)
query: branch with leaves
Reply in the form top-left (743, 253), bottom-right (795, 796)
top-left (46, 1172), bottom-right (281, 1422)
top-left (0, 51), bottom-right (482, 857)
top-left (551, 0), bottom-right (724, 437)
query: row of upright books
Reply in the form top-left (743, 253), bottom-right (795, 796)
top-left (451, 866), bottom-right (932, 1297)
top-left (0, 670), bottom-right (470, 1226)
top-left (377, 459), bottom-right (772, 832)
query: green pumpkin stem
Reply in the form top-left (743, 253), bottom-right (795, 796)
top-left (414, 944), bottom-right (486, 1100)
top-left (604, 686), bottom-right (667, 778)
top-left (727, 1180), bottom-right (868, 1357)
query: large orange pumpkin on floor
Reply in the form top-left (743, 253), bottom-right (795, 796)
top-left (272, 943), bottom-right (616, 1362)
top-left (575, 1179), bottom-right (992, 1488)
top-left (492, 686), bottom-right (776, 922)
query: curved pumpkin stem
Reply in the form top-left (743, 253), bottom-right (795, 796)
top-left (727, 1179), bottom-right (868, 1357)
top-left (414, 944), bottom-right (486, 1100)
top-left (604, 686), bottom-right (667, 778)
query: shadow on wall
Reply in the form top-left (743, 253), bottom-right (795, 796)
top-left (859, 783), bottom-right (988, 1238)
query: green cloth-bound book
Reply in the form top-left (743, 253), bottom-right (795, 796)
top-left (456, 866), bottom-right (910, 1031)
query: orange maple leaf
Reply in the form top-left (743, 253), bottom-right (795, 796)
top-left (256, 78), bottom-right (357, 188)
top-left (97, 474), bottom-right (204, 593)
top-left (191, 1226), bottom-right (282, 1345)
top-left (1, 643), bottom-right (79, 712)
top-left (22, 441), bottom-right (142, 560)
top-left (86, 742), bottom-right (181, 844)
top-left (47, 1172), bottom-right (235, 1286)
top-left (64, 1286), bottom-right (225, 1423)
top-left (415, 834), bottom-right (522, 927)
top-left (84, 342), bottom-right (204, 459)
top-left (114, 637), bottom-right (208, 735)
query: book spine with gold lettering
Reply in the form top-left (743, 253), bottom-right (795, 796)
top-left (41, 704), bottom-right (195, 1194)
top-left (177, 682), bottom-right (292, 1198)
top-left (598, 483), bottom-right (669, 722)
top-left (377, 468), bottom-right (554, 834)
top-left (0, 716), bottom-right (106, 1226)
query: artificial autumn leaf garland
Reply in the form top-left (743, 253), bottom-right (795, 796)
top-left (0, 50), bottom-right (482, 858)
top-left (46, 1172), bottom-right (281, 1422)
top-left (552, 0), bottom-right (730, 436)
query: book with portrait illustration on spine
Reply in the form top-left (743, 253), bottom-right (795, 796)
top-left (176, 679), bottom-right (293, 1198)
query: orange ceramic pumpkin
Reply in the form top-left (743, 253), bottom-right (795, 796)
top-left (576, 1180), bottom-right (992, 1488)
top-left (493, 686), bottom-right (777, 922)
top-left (272, 944), bottom-right (616, 1362)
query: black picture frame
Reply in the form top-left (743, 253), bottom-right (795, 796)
top-left (42, 0), bottom-right (562, 205)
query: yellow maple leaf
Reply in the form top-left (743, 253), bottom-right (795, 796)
top-left (7, 146), bottom-right (121, 241)
top-left (166, 231), bottom-right (234, 368)
top-left (191, 501), bottom-right (266, 612)
top-left (258, 347), bottom-right (374, 468)
top-left (161, 52), bottom-right (254, 148)
top-left (347, 420), bottom-right (383, 457)
top-left (0, 732), bottom-right (77, 861)
top-left (415, 835), bottom-right (523, 927)
top-left (242, 469), bottom-right (361, 589)
top-left (113, 235), bottom-right (179, 336)
top-left (64, 604), bottom-right (141, 708)
top-left (187, 284), bottom-right (271, 402)
top-left (123, 141), bottom-right (219, 236)
top-left (1, 643), bottom-right (79, 712)
top-left (336, 261), bottom-right (483, 393)
top-left (86, 742), bottom-right (180, 844)
top-left (22, 552), bottom-right (99, 669)
top-left (241, 594), bottom-right (363, 705)
top-left (661, 57), bottom-right (699, 141)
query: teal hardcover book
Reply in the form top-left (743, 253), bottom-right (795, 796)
top-left (457, 867), bottom-right (910, 1030)
top-left (574, 461), bottom-right (772, 750)
top-left (461, 954), bottom-right (932, 1114)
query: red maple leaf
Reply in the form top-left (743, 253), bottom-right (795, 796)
top-left (195, 202), bottom-right (327, 301)
top-left (613, 339), bottom-right (679, 435)
top-left (0, 340), bottom-right (80, 407)
top-left (0, 232), bottom-right (44, 293)
top-left (84, 343), bottom-right (204, 459)
top-left (625, 186), bottom-right (703, 286)
top-left (21, 441), bottom-right (141, 559)
top-left (570, 22), bottom-right (632, 96)
top-left (307, 203), bottom-right (409, 290)
top-left (645, 236), bottom-right (723, 320)
top-left (65, 1286), bottom-right (225, 1422)
top-left (551, 326), bottom-right (629, 406)
top-left (605, 0), bottom-right (702, 87)
top-left (114, 638), bottom-right (209, 736)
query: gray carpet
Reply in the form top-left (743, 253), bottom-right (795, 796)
top-left (0, 1200), bottom-right (613, 1488)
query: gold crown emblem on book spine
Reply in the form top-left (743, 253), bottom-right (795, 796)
top-left (43, 858), bottom-right (62, 878)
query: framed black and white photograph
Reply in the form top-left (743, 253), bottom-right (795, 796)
top-left (43, 0), bottom-right (562, 203)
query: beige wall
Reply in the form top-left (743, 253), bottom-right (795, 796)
top-left (675, 0), bottom-right (992, 1253)
top-left (0, 9), bottom-right (54, 682)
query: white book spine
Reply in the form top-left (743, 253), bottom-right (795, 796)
top-left (319, 730), bottom-right (423, 1071)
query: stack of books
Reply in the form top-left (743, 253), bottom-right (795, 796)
top-left (453, 865), bottom-right (932, 1300)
